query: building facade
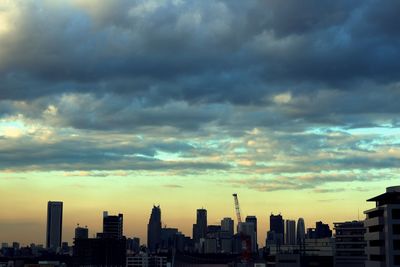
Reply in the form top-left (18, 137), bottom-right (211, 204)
top-left (246, 216), bottom-right (258, 252)
top-left (46, 201), bottom-right (63, 250)
top-left (364, 186), bottom-right (400, 267)
top-left (103, 211), bottom-right (123, 239)
top-left (148, 205), bottom-right (162, 253)
top-left (297, 218), bottom-right (306, 245)
top-left (334, 221), bottom-right (366, 267)
top-left (285, 220), bottom-right (296, 245)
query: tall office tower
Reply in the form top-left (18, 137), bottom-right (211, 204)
top-left (297, 218), bottom-right (306, 245)
top-left (221, 217), bottom-right (234, 237)
top-left (75, 225), bottom-right (89, 239)
top-left (245, 216), bottom-right (258, 251)
top-left (334, 221), bottom-right (366, 267)
top-left (102, 211), bottom-right (123, 239)
top-left (270, 214), bottom-right (284, 245)
top-left (285, 220), bottom-right (296, 245)
top-left (364, 186), bottom-right (400, 266)
top-left (147, 205), bottom-right (161, 253)
top-left (46, 201), bottom-right (63, 250)
top-left (238, 222), bottom-right (257, 253)
top-left (196, 208), bottom-right (207, 240)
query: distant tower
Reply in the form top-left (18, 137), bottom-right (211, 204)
top-left (103, 211), bottom-right (123, 239)
top-left (46, 201), bottom-right (63, 249)
top-left (245, 216), bottom-right (258, 252)
top-left (270, 214), bottom-right (284, 246)
top-left (75, 225), bottom-right (89, 239)
top-left (221, 217), bottom-right (234, 237)
top-left (285, 220), bottom-right (296, 245)
top-left (297, 218), bottom-right (306, 245)
top-left (147, 205), bottom-right (161, 253)
top-left (196, 208), bottom-right (207, 240)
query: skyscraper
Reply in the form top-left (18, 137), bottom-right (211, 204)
top-left (285, 220), bottom-right (296, 245)
top-left (195, 208), bottom-right (207, 241)
top-left (46, 201), bottom-right (63, 250)
top-left (297, 218), bottom-right (306, 245)
top-left (245, 216), bottom-right (258, 252)
top-left (221, 217), bottom-right (234, 237)
top-left (102, 211), bottom-right (123, 239)
top-left (147, 205), bottom-right (161, 253)
top-left (270, 213), bottom-right (284, 244)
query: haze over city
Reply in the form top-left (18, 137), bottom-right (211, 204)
top-left (1, 0), bottom-right (400, 248)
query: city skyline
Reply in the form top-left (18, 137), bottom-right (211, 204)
top-left (1, 0), bottom-right (400, 254)
top-left (0, 191), bottom-right (380, 246)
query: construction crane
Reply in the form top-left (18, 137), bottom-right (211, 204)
top-left (232, 193), bottom-right (242, 224)
top-left (233, 193), bottom-right (252, 262)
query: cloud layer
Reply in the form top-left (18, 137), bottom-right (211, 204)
top-left (1, 0), bottom-right (400, 191)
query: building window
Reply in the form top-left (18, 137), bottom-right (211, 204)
top-left (370, 240), bottom-right (385, 247)
top-left (370, 254), bottom-right (385, 262)
top-left (369, 225), bottom-right (384, 233)
top-left (368, 210), bottom-right (384, 219)
top-left (394, 255), bottom-right (400, 265)
top-left (394, 240), bottom-right (400, 250)
top-left (393, 209), bottom-right (400, 220)
top-left (393, 225), bottom-right (400, 235)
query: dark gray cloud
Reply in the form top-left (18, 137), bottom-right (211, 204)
top-left (1, 0), bottom-right (400, 190)
top-left (1, 0), bottom-right (399, 106)
top-left (0, 134), bottom-right (230, 172)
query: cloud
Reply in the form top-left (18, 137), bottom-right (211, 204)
top-left (0, 0), bottom-right (400, 192)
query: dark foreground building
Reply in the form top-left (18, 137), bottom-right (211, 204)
top-left (334, 221), bottom-right (366, 267)
top-left (73, 237), bottom-right (126, 267)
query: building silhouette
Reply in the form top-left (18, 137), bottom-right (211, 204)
top-left (73, 211), bottom-right (126, 267)
top-left (75, 225), bottom-right (88, 239)
top-left (73, 237), bottom-right (126, 267)
top-left (197, 208), bottom-right (208, 240)
top-left (147, 205), bottom-right (161, 253)
top-left (365, 185), bottom-right (400, 266)
top-left (334, 221), bottom-right (366, 267)
top-left (101, 211), bottom-right (123, 239)
top-left (221, 217), bottom-right (234, 237)
top-left (46, 201), bottom-right (63, 250)
top-left (315, 221), bottom-right (332, 239)
top-left (285, 219), bottom-right (296, 245)
top-left (245, 216), bottom-right (258, 252)
top-left (269, 214), bottom-right (284, 246)
top-left (297, 217), bottom-right (306, 245)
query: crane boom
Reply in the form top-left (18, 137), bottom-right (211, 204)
top-left (233, 193), bottom-right (242, 224)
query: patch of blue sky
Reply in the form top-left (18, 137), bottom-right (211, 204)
top-left (154, 150), bottom-right (183, 161)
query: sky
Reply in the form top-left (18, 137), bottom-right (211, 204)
top-left (0, 0), bottom-right (400, 246)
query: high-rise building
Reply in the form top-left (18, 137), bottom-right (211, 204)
top-left (364, 186), bottom-right (400, 266)
top-left (221, 217), bottom-right (234, 237)
top-left (102, 211), bottom-right (123, 239)
top-left (334, 221), bottom-right (366, 267)
top-left (75, 225), bottom-right (89, 239)
top-left (196, 208), bottom-right (207, 240)
top-left (285, 220), bottom-right (296, 245)
top-left (46, 201), bottom-right (63, 250)
top-left (297, 218), bottom-right (306, 245)
top-left (245, 216), bottom-right (258, 252)
top-left (315, 221), bottom-right (332, 239)
top-left (147, 205), bottom-right (161, 253)
top-left (238, 222), bottom-right (256, 253)
top-left (270, 214), bottom-right (284, 245)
